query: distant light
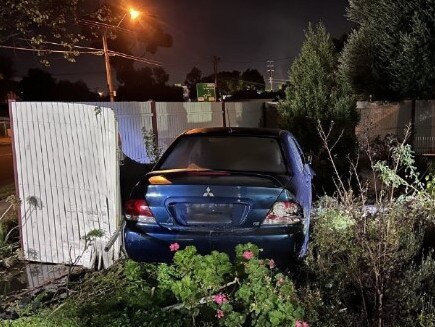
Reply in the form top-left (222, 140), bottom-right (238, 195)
top-left (98, 91), bottom-right (104, 97)
top-left (129, 8), bottom-right (140, 20)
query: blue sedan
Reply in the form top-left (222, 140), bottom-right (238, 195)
top-left (123, 127), bottom-right (313, 265)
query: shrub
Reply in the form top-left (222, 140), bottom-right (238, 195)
top-left (158, 243), bottom-right (305, 327)
top-left (5, 244), bottom-right (307, 327)
top-left (302, 125), bottom-right (435, 327)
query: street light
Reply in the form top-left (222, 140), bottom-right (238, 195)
top-left (129, 8), bottom-right (140, 20)
top-left (103, 8), bottom-right (141, 102)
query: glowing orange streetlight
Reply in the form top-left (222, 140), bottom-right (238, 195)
top-left (129, 8), bottom-right (140, 20)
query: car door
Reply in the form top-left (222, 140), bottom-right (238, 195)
top-left (283, 134), bottom-right (313, 253)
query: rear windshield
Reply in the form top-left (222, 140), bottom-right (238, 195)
top-left (159, 135), bottom-right (287, 174)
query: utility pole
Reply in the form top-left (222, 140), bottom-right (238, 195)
top-left (213, 56), bottom-right (220, 102)
top-left (102, 31), bottom-right (115, 102)
top-left (267, 60), bottom-right (274, 92)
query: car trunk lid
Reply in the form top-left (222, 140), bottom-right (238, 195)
top-left (145, 170), bottom-right (288, 229)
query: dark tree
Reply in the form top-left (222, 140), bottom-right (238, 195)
top-left (332, 34), bottom-right (349, 53)
top-left (54, 80), bottom-right (100, 101)
top-left (341, 0), bottom-right (435, 100)
top-left (184, 66), bottom-right (202, 100)
top-left (216, 70), bottom-right (241, 96)
top-left (19, 69), bottom-right (99, 101)
top-left (201, 70), bottom-right (242, 98)
top-left (241, 69), bottom-right (266, 91)
top-left (152, 67), bottom-right (170, 86)
top-left (19, 69), bottom-right (57, 101)
top-left (0, 55), bottom-right (18, 100)
top-left (279, 23), bottom-right (358, 194)
top-left (116, 66), bottom-right (183, 101)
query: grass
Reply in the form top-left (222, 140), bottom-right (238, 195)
top-left (0, 183), bottom-right (15, 201)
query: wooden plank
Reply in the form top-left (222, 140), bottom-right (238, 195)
top-left (22, 102), bottom-right (42, 262)
top-left (49, 102), bottom-right (68, 263)
top-left (8, 102), bottom-right (25, 253)
top-left (33, 102), bottom-right (53, 263)
top-left (41, 103), bottom-right (62, 263)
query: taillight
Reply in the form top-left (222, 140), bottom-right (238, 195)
top-left (263, 201), bottom-right (302, 225)
top-left (124, 199), bottom-right (156, 224)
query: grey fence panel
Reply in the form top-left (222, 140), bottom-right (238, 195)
top-left (85, 102), bottom-right (153, 163)
top-left (357, 100), bottom-right (435, 155)
top-left (155, 102), bottom-right (223, 151)
top-left (224, 101), bottom-right (265, 128)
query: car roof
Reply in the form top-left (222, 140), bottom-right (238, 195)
top-left (182, 127), bottom-right (285, 137)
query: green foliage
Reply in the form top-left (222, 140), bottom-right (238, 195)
top-left (158, 244), bottom-right (304, 327)
top-left (0, 195), bottom-right (20, 262)
top-left (142, 129), bottom-right (163, 164)
top-left (81, 229), bottom-right (104, 249)
top-left (425, 174), bottom-right (435, 197)
top-left (281, 23), bottom-right (337, 122)
top-left (0, 0), bottom-right (83, 63)
top-left (279, 22), bottom-right (358, 139)
top-left (0, 184), bottom-right (15, 201)
top-left (158, 246), bottom-right (232, 311)
top-left (279, 22), bottom-right (358, 194)
top-left (10, 260), bottom-right (187, 327)
top-left (341, 0), bottom-right (435, 99)
top-left (304, 133), bottom-right (435, 326)
top-left (4, 244), bottom-right (305, 327)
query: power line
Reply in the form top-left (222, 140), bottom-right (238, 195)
top-left (0, 44), bottom-right (101, 55)
top-left (4, 40), bottom-right (162, 66)
top-left (221, 56), bottom-right (293, 65)
top-left (17, 38), bottom-right (162, 66)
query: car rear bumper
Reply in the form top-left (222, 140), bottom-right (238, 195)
top-left (123, 222), bottom-right (305, 265)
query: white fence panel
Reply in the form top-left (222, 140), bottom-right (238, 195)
top-left (156, 102), bottom-right (223, 150)
top-left (11, 102), bottom-right (120, 268)
top-left (225, 101), bottom-right (264, 128)
top-left (85, 102), bottom-right (153, 163)
top-left (83, 101), bottom-right (268, 164)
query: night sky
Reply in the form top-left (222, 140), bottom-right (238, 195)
top-left (5, 0), bottom-right (352, 92)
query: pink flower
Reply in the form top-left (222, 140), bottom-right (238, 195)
top-left (212, 293), bottom-right (228, 305)
top-left (303, 322), bottom-right (309, 327)
top-left (242, 250), bottom-right (254, 260)
top-left (295, 321), bottom-right (309, 327)
top-left (268, 259), bottom-right (276, 269)
top-left (216, 309), bottom-right (224, 319)
top-left (169, 242), bottom-right (180, 252)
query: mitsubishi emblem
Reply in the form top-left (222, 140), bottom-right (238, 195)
top-left (203, 187), bottom-right (214, 197)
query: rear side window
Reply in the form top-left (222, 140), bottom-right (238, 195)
top-left (159, 135), bottom-right (287, 174)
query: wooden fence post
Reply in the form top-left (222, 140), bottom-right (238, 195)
top-left (222, 102), bottom-right (226, 127)
top-left (150, 100), bottom-right (159, 143)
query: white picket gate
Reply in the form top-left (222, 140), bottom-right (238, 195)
top-left (10, 102), bottom-right (121, 268)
